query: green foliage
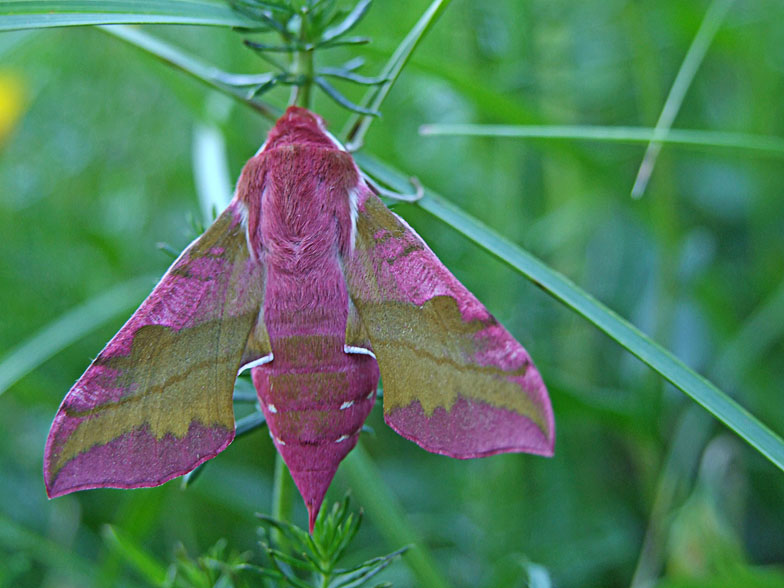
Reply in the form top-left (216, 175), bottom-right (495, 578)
top-left (167, 539), bottom-right (254, 588)
top-left (231, 0), bottom-right (383, 112)
top-left (0, 1), bottom-right (255, 30)
top-left (255, 496), bottom-right (407, 587)
top-left (102, 499), bottom-right (405, 588)
top-left (1, 1), bottom-right (784, 587)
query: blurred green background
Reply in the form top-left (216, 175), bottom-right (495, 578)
top-left (1, 1), bottom-right (784, 586)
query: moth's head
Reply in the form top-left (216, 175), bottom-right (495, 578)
top-left (265, 106), bottom-right (336, 150)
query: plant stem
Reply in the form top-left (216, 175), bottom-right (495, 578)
top-left (271, 453), bottom-right (294, 551)
top-left (291, 8), bottom-right (315, 108)
top-left (291, 48), bottom-right (314, 108)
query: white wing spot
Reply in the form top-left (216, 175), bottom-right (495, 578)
top-left (238, 353), bottom-right (274, 375)
top-left (267, 404), bottom-right (277, 414)
top-left (344, 345), bottom-right (376, 359)
top-left (340, 400), bottom-right (354, 410)
top-left (335, 435), bottom-right (349, 443)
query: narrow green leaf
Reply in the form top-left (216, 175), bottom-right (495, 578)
top-left (341, 0), bottom-right (451, 150)
top-left (631, 0), bottom-right (735, 198)
top-left (629, 407), bottom-right (712, 588)
top-left (0, 276), bottom-right (155, 397)
top-left (315, 76), bottom-right (378, 115)
top-left (341, 445), bottom-right (451, 588)
top-left (317, 67), bottom-right (387, 85)
top-left (102, 526), bottom-right (169, 586)
top-left (419, 124), bottom-right (784, 157)
top-left (320, 0), bottom-right (371, 43)
top-left (714, 275), bottom-right (784, 381)
top-left (232, 0), bottom-right (294, 15)
top-left (632, 285), bottom-right (784, 586)
top-left (316, 35), bottom-right (369, 49)
top-left (355, 152), bottom-right (784, 473)
top-left (332, 548), bottom-right (408, 588)
top-left (0, 514), bottom-right (97, 584)
top-left (0, 0), bottom-right (256, 31)
top-left (193, 115), bottom-right (234, 224)
top-left (235, 411), bottom-right (267, 437)
top-left (99, 25), bottom-right (280, 120)
top-left (520, 559), bottom-right (553, 588)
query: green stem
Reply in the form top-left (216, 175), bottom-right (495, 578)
top-left (341, 444), bottom-right (451, 588)
top-left (319, 572), bottom-right (329, 588)
top-left (291, 48), bottom-right (314, 108)
top-left (291, 7), bottom-right (315, 108)
top-left (271, 453), bottom-right (294, 550)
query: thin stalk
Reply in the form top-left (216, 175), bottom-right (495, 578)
top-left (292, 48), bottom-right (315, 108)
top-left (0, 276), bottom-right (155, 396)
top-left (271, 453), bottom-right (295, 550)
top-left (630, 273), bottom-right (784, 585)
top-left (291, 8), bottom-right (315, 109)
top-left (418, 124), bottom-right (784, 157)
top-left (631, 0), bottom-right (735, 198)
top-left (99, 25), bottom-right (279, 120)
top-left (341, 444), bottom-right (451, 588)
top-left (342, 0), bottom-right (451, 150)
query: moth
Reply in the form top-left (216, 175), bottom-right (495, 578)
top-left (44, 107), bottom-right (555, 531)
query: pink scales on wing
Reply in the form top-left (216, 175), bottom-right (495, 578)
top-left (101, 204), bottom-right (251, 358)
top-left (47, 420), bottom-right (232, 497)
top-left (355, 186), bottom-right (493, 323)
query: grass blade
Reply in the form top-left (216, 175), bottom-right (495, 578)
top-left (419, 124), bottom-right (784, 157)
top-left (0, 513), bottom-right (96, 584)
top-left (193, 117), bottom-right (233, 224)
top-left (99, 25), bottom-right (280, 120)
top-left (341, 0), bottom-right (451, 150)
top-left (102, 525), bottom-right (169, 586)
top-left (356, 152), bottom-right (784, 473)
top-left (0, 276), bottom-right (155, 396)
top-left (341, 444), bottom-right (451, 588)
top-left (631, 0), bottom-right (735, 198)
top-left (320, 0), bottom-right (371, 43)
top-left (0, 0), bottom-right (256, 31)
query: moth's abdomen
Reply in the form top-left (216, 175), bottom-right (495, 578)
top-left (253, 333), bottom-right (377, 444)
top-left (251, 335), bottom-right (378, 530)
top-left (252, 260), bottom-right (378, 530)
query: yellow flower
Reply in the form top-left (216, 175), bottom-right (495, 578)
top-left (0, 71), bottom-right (26, 145)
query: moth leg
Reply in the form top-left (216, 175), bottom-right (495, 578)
top-left (361, 171), bottom-right (424, 203)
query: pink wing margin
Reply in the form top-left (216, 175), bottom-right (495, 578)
top-left (44, 202), bottom-right (264, 497)
top-left (344, 187), bottom-right (555, 459)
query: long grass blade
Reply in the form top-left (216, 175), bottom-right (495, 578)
top-left (341, 444), bottom-right (451, 588)
top-left (341, 0), bottom-right (451, 150)
top-left (102, 526), bottom-right (169, 586)
top-left (99, 25), bottom-right (280, 120)
top-left (630, 274), bottom-right (784, 586)
top-left (0, 0), bottom-right (255, 31)
top-left (193, 117), bottom-right (233, 224)
top-left (419, 124), bottom-right (784, 157)
top-left (0, 276), bottom-right (155, 396)
top-left (356, 152), bottom-right (784, 473)
top-left (0, 513), bottom-right (111, 586)
top-left (631, 0), bottom-right (735, 198)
